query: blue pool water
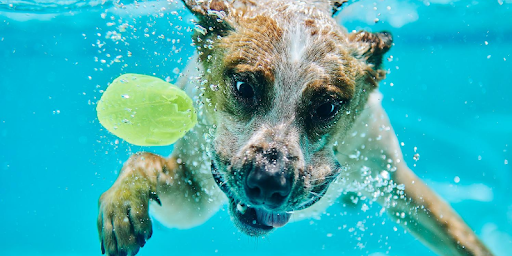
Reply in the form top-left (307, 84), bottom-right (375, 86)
top-left (0, 0), bottom-right (511, 255)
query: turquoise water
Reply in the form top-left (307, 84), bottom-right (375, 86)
top-left (0, 0), bottom-right (511, 255)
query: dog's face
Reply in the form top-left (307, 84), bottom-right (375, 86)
top-left (184, 0), bottom-right (391, 236)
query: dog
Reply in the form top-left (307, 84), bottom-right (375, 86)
top-left (97, 0), bottom-right (493, 255)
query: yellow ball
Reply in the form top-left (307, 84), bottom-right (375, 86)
top-left (96, 73), bottom-right (197, 146)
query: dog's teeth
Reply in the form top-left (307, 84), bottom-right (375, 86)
top-left (237, 202), bottom-right (247, 214)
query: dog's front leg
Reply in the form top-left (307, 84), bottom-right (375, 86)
top-left (97, 152), bottom-right (183, 256)
top-left (351, 92), bottom-right (493, 255)
top-left (384, 162), bottom-right (493, 256)
top-left (97, 132), bottom-right (223, 256)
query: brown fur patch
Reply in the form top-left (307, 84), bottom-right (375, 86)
top-left (300, 27), bottom-right (358, 100)
top-left (220, 15), bottom-right (283, 83)
top-left (349, 31), bottom-right (393, 68)
top-left (304, 62), bottom-right (355, 101)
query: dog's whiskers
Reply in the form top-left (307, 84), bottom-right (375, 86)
top-left (308, 191), bottom-right (322, 198)
top-left (308, 173), bottom-right (339, 183)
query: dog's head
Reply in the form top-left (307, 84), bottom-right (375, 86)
top-left (183, 0), bottom-right (392, 236)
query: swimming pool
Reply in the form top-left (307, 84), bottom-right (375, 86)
top-left (0, 0), bottom-right (511, 255)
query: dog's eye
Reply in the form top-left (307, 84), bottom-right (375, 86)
top-left (235, 81), bottom-right (255, 98)
top-left (315, 102), bottom-right (339, 119)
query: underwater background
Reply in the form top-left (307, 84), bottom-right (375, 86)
top-left (0, 0), bottom-right (511, 255)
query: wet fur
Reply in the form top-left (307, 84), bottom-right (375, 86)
top-left (97, 1), bottom-right (493, 255)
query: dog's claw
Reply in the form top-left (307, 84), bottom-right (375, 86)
top-left (97, 186), bottom-right (153, 256)
top-left (150, 193), bottom-right (162, 206)
top-left (147, 228), bottom-right (153, 240)
top-left (137, 234), bottom-right (146, 248)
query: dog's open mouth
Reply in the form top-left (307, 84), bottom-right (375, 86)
top-left (211, 159), bottom-right (336, 236)
top-left (233, 199), bottom-right (291, 227)
top-left (212, 160), bottom-right (293, 235)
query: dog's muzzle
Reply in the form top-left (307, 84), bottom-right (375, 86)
top-left (211, 159), bottom-right (294, 232)
top-left (210, 150), bottom-right (339, 235)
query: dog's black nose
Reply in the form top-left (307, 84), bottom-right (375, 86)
top-left (245, 163), bottom-right (292, 208)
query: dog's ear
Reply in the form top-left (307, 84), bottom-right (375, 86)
top-left (310, 0), bottom-right (348, 16)
top-left (349, 31), bottom-right (393, 69)
top-left (330, 0), bottom-right (348, 16)
top-left (182, 0), bottom-right (233, 35)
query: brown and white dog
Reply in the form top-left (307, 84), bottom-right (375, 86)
top-left (97, 0), bottom-right (493, 255)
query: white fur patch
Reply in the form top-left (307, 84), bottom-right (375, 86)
top-left (289, 25), bottom-right (308, 63)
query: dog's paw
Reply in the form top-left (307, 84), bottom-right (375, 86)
top-left (97, 185), bottom-right (154, 256)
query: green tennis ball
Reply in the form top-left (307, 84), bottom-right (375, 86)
top-left (96, 73), bottom-right (197, 146)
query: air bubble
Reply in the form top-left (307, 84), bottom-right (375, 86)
top-left (194, 24), bottom-right (207, 35)
top-left (210, 84), bottom-right (219, 91)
